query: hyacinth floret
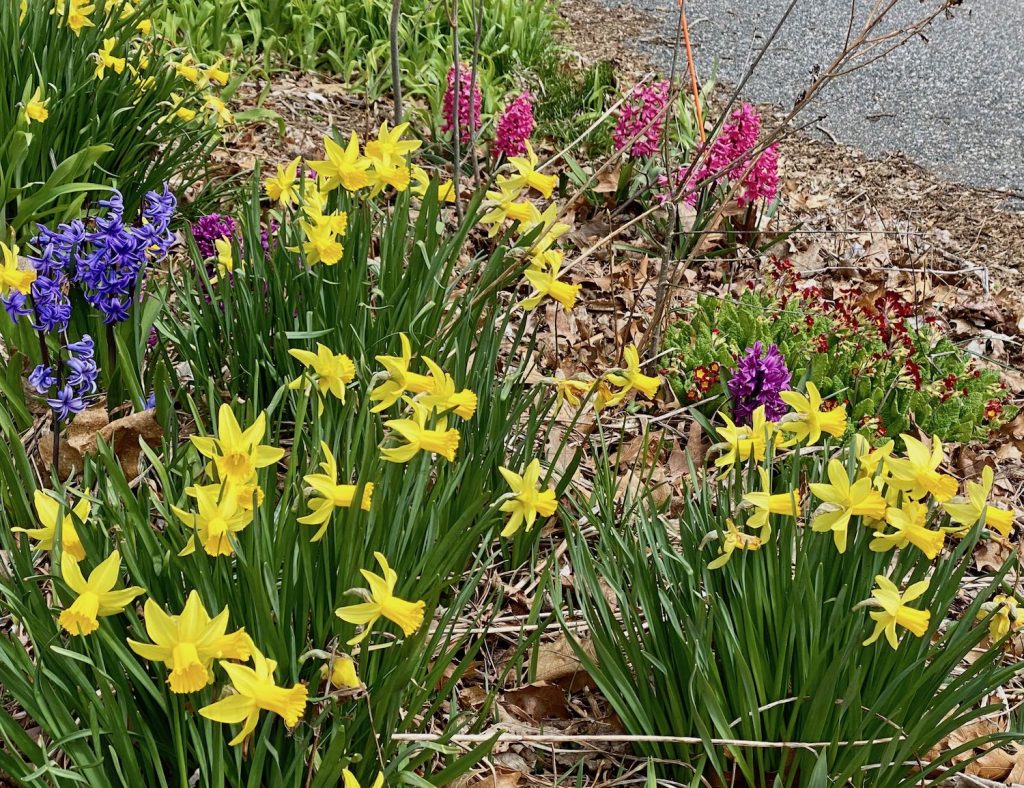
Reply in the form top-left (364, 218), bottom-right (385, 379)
top-left (441, 64), bottom-right (482, 145)
top-left (192, 213), bottom-right (240, 259)
top-left (612, 80), bottom-right (669, 158)
top-left (727, 341), bottom-right (792, 425)
top-left (493, 92), bottom-right (535, 157)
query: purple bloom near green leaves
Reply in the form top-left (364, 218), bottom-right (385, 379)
top-left (4, 184), bottom-right (176, 425)
top-left (192, 213), bottom-right (239, 259)
top-left (33, 334), bottom-right (98, 423)
top-left (25, 185), bottom-right (176, 327)
top-left (727, 341), bottom-right (791, 424)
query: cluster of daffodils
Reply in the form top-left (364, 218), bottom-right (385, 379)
top-left (177, 406), bottom-right (281, 557)
top-left (260, 123), bottom-right (455, 270)
top-left (164, 55), bottom-right (233, 126)
top-left (17, 1), bottom-right (232, 130)
top-left (706, 382), bottom-right (1018, 650)
top-left (478, 142), bottom-right (580, 315)
top-left (543, 344), bottom-right (662, 414)
top-left (289, 333), bottom-right (561, 540)
top-left (12, 405), bottom-right (426, 748)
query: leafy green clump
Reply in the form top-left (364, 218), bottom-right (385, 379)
top-left (663, 266), bottom-right (1013, 443)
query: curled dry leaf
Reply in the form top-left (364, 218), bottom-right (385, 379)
top-left (37, 405), bottom-right (162, 480)
top-left (502, 682), bottom-right (571, 723)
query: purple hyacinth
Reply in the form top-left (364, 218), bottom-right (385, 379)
top-left (22, 186), bottom-right (176, 328)
top-left (32, 334), bottom-right (98, 423)
top-left (192, 213), bottom-right (239, 259)
top-left (727, 342), bottom-right (791, 425)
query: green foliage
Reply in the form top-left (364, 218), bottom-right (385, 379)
top-left (663, 283), bottom-right (1013, 443)
top-left (0, 179), bottom-right (572, 784)
top-left (1, 0), bottom-right (220, 240)
top-left (154, 0), bottom-right (560, 110)
top-left (532, 60), bottom-right (617, 151)
top-left (560, 430), bottom-right (1021, 786)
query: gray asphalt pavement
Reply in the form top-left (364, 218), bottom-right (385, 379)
top-left (608, 0), bottom-right (1024, 191)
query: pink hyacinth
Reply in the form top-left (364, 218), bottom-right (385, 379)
top-left (738, 142), bottom-right (779, 206)
top-left (442, 64), bottom-right (482, 145)
top-left (612, 80), bottom-right (670, 158)
top-left (493, 92), bottom-right (535, 157)
top-left (683, 103), bottom-right (779, 205)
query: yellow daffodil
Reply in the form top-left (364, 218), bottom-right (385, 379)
top-left (517, 203), bottom-right (570, 254)
top-left (214, 238), bottom-right (235, 275)
top-left (478, 178), bottom-right (531, 236)
top-left (294, 204), bottom-right (348, 266)
top-left (288, 343), bottom-right (355, 412)
top-left (884, 433), bottom-right (958, 502)
top-left (713, 407), bottom-right (774, 468)
top-left (342, 770), bottom-right (384, 788)
top-left (24, 87), bottom-right (49, 124)
top-left (13, 489), bottom-right (90, 560)
top-left (416, 357), bottom-right (477, 420)
top-left (869, 500), bottom-right (945, 559)
top-left (863, 575), bottom-right (931, 649)
top-left (265, 157), bottom-right (302, 206)
top-left (298, 442), bottom-right (373, 541)
top-left (200, 646), bottom-right (308, 746)
top-left (173, 57), bottom-right (202, 83)
top-left (369, 334), bottom-right (433, 411)
top-left (336, 552), bottom-right (426, 645)
top-left (778, 382), bottom-right (847, 446)
top-left (941, 465), bottom-right (1015, 537)
top-left (507, 141), bottom-right (557, 197)
top-left (364, 121), bottom-right (421, 165)
top-left (853, 435), bottom-right (894, 479)
top-left (20, 0), bottom-right (27, 23)
top-left (93, 38), bottom-right (125, 80)
top-left (172, 483), bottom-right (255, 557)
top-left (707, 518), bottom-right (763, 569)
top-left (548, 375), bottom-right (595, 411)
top-left (322, 654), bottom-right (361, 689)
top-left (56, 0), bottom-right (95, 35)
top-left (741, 467), bottom-right (800, 540)
top-left (310, 132), bottom-right (372, 193)
top-left (411, 165), bottom-right (456, 202)
top-left (190, 405), bottom-right (285, 486)
top-left (168, 92), bottom-right (197, 122)
top-left (978, 594), bottom-right (1022, 641)
top-left (364, 122), bottom-right (420, 196)
top-left (603, 345), bottom-right (661, 407)
top-left (136, 17), bottom-right (152, 34)
top-left (186, 475), bottom-right (265, 514)
top-left (498, 459), bottom-right (558, 537)
top-left (205, 59), bottom-right (230, 86)
top-left (380, 398), bottom-right (461, 463)
top-left (0, 241), bottom-right (36, 296)
top-left (128, 592), bottom-right (252, 693)
top-left (520, 254), bottom-right (579, 312)
top-left (205, 95), bottom-right (233, 126)
top-left (58, 551), bottom-right (143, 636)
top-left (809, 459), bottom-right (888, 552)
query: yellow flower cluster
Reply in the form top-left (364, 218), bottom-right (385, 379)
top-left (16, 3), bottom-right (232, 130)
top-left (177, 405), bottom-right (282, 557)
top-left (263, 124), bottom-right (462, 268)
top-left (705, 381), bottom-right (1019, 650)
top-left (478, 142), bottom-right (580, 314)
top-left (543, 344), bottom-right (662, 412)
